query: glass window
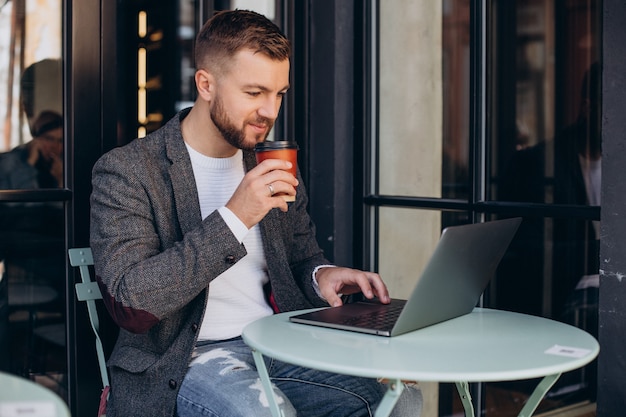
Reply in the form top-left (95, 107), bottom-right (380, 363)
top-left (116, 0), bottom-right (283, 143)
top-left (378, 1), bottom-right (470, 200)
top-left (375, 0), bottom-right (472, 285)
top-left (378, 208), bottom-right (444, 296)
top-left (0, 0), bottom-right (67, 402)
top-left (371, 0), bottom-right (599, 415)
top-left (0, 0), bottom-right (62, 175)
top-left (487, 0), bottom-right (600, 413)
top-left (374, 3), bottom-right (471, 416)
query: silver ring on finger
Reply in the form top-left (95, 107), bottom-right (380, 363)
top-left (267, 183), bottom-right (275, 196)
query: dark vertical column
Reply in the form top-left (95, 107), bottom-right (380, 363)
top-left (66, 0), bottom-right (104, 415)
top-left (306, 1), bottom-right (356, 266)
top-left (597, 0), bottom-right (626, 414)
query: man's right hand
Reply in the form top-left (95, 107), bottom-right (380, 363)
top-left (225, 159), bottom-right (298, 228)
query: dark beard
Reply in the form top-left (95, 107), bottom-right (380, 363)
top-left (210, 95), bottom-right (274, 150)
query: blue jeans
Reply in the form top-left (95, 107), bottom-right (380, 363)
top-left (177, 337), bottom-right (422, 417)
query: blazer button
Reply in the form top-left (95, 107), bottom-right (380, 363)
top-left (225, 255), bottom-right (236, 264)
top-left (191, 323), bottom-right (199, 332)
top-left (169, 379), bottom-right (177, 389)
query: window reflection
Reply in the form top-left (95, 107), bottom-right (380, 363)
top-left (378, 1), bottom-right (470, 200)
top-left (497, 62), bottom-right (601, 322)
top-left (488, 0), bottom-right (600, 412)
top-left (375, 0), bottom-right (599, 414)
top-left (489, 0), bottom-right (601, 335)
top-left (0, 59), bottom-right (64, 189)
top-left (0, 0), bottom-right (66, 401)
top-left (0, 0), bottom-right (62, 156)
top-left (378, 3), bottom-right (443, 198)
top-left (442, 0), bottom-right (470, 200)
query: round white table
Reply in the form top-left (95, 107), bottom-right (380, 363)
top-left (242, 308), bottom-right (599, 417)
top-left (0, 371), bottom-right (70, 417)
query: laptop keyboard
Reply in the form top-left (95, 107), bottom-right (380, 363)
top-left (340, 303), bottom-right (405, 329)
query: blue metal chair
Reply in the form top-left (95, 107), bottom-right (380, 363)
top-left (68, 247), bottom-right (109, 416)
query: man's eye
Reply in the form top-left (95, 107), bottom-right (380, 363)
top-left (247, 91), bottom-right (261, 97)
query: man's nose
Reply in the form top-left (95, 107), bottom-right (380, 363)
top-left (257, 96), bottom-right (281, 120)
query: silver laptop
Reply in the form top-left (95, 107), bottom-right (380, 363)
top-left (289, 217), bottom-right (522, 337)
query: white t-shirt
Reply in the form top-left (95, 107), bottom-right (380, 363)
top-left (186, 145), bottom-right (273, 340)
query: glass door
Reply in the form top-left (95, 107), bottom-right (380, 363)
top-left (0, 0), bottom-right (68, 401)
top-left (368, 0), bottom-right (600, 415)
top-left (487, 0), bottom-right (600, 414)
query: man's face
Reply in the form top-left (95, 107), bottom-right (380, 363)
top-left (37, 126), bottom-right (64, 161)
top-left (209, 49), bottom-right (290, 151)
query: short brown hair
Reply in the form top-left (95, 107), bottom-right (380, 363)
top-left (195, 9), bottom-right (291, 73)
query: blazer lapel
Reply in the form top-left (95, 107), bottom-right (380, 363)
top-left (165, 113), bottom-right (202, 235)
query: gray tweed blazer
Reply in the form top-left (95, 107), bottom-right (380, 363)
top-left (89, 109), bottom-right (330, 417)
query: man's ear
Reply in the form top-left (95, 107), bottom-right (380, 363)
top-left (195, 69), bottom-right (215, 101)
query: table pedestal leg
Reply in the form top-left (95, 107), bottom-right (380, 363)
top-left (250, 349), bottom-right (408, 417)
top-left (251, 349), bottom-right (284, 417)
top-left (455, 381), bottom-right (475, 417)
top-left (517, 373), bottom-right (561, 417)
top-left (374, 378), bottom-right (405, 417)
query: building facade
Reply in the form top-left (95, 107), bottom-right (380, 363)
top-left (0, 1), bottom-right (624, 416)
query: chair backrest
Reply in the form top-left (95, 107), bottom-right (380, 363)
top-left (68, 248), bottom-right (110, 401)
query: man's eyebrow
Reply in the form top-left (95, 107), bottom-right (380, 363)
top-left (243, 83), bottom-right (290, 92)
